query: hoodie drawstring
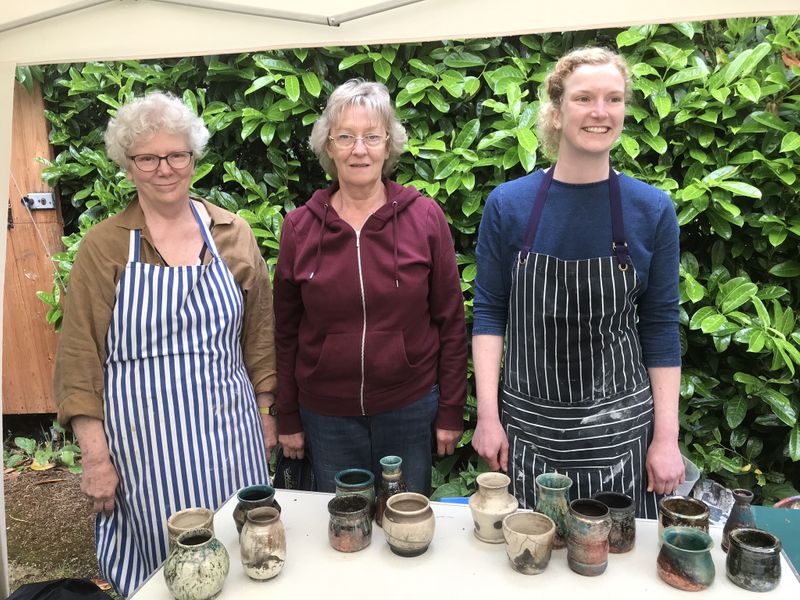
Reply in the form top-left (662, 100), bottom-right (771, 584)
top-left (392, 201), bottom-right (399, 287)
top-left (309, 203), bottom-right (329, 280)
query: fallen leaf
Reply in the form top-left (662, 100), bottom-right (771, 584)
top-left (782, 49), bottom-right (799, 69)
top-left (90, 578), bottom-right (112, 591)
top-left (30, 461), bottom-right (55, 471)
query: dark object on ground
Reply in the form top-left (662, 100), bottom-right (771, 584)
top-left (7, 578), bottom-right (111, 599)
top-left (273, 445), bottom-right (316, 491)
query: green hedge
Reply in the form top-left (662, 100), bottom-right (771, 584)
top-left (21, 15), bottom-right (800, 502)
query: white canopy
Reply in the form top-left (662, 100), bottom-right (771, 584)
top-left (1, 1), bottom-right (798, 596)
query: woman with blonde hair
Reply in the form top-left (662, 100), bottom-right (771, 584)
top-left (471, 48), bottom-right (684, 518)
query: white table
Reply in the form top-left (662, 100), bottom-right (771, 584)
top-left (133, 489), bottom-right (800, 598)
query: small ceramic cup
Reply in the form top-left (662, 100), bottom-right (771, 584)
top-left (592, 491), bottom-right (635, 553)
top-left (726, 528), bottom-right (782, 592)
top-left (658, 496), bottom-right (709, 541)
top-left (657, 526), bottom-right (715, 591)
top-left (167, 507), bottom-right (214, 550)
top-left (502, 511), bottom-right (555, 575)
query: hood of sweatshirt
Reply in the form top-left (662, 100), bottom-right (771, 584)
top-left (303, 179), bottom-right (424, 286)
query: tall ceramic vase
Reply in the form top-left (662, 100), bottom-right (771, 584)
top-left (240, 507), bottom-right (286, 580)
top-left (375, 455), bottom-right (407, 527)
top-left (164, 528), bottom-right (230, 600)
top-left (535, 472), bottom-right (573, 549)
top-left (469, 472), bottom-right (519, 543)
top-left (722, 488), bottom-right (756, 552)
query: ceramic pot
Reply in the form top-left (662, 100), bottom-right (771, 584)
top-left (469, 472), bottom-right (519, 543)
top-left (334, 468), bottom-right (376, 517)
top-left (167, 507), bottom-right (214, 550)
top-left (722, 488), bottom-right (756, 552)
top-left (240, 507), bottom-right (286, 580)
top-left (382, 492), bottom-right (435, 557)
top-left (658, 496), bottom-right (709, 540)
top-left (164, 528), bottom-right (229, 600)
top-left (592, 491), bottom-right (635, 554)
top-left (232, 485), bottom-right (280, 534)
top-left (502, 511), bottom-right (555, 575)
top-left (534, 472), bottom-right (572, 548)
top-left (375, 455), bottom-right (407, 527)
top-left (566, 499), bottom-right (612, 576)
top-left (328, 494), bottom-right (372, 553)
top-left (657, 526), bottom-right (715, 591)
top-left (726, 528), bottom-right (782, 592)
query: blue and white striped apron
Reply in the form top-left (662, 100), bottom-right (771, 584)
top-left (502, 167), bottom-right (659, 519)
top-left (98, 202), bottom-right (269, 596)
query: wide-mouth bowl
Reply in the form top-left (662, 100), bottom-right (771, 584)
top-left (661, 526), bottom-right (713, 552)
top-left (168, 507), bottom-right (213, 531)
top-left (237, 484), bottom-right (275, 503)
top-left (335, 468), bottom-right (375, 489)
top-left (729, 528), bottom-right (781, 554)
top-left (503, 511), bottom-right (554, 536)
top-left (386, 492), bottom-right (430, 516)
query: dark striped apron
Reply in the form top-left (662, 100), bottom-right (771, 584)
top-left (98, 202), bottom-right (270, 596)
top-left (501, 167), bottom-right (659, 519)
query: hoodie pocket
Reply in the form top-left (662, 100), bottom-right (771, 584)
top-left (364, 331), bottom-right (415, 389)
top-left (300, 332), bottom-right (362, 398)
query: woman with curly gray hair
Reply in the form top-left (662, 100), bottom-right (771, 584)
top-left (54, 92), bottom-right (276, 596)
top-left (273, 79), bottom-right (467, 495)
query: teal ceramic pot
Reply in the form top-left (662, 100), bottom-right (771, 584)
top-left (593, 492), bottom-right (635, 554)
top-left (335, 468), bottom-right (376, 516)
top-left (232, 484), bottom-right (279, 533)
top-left (722, 488), bottom-right (756, 552)
top-left (164, 528), bottom-right (230, 600)
top-left (534, 473), bottom-right (572, 548)
top-left (726, 528), bottom-right (782, 592)
top-left (657, 526), bottom-right (715, 591)
top-left (566, 499), bottom-right (612, 576)
top-left (375, 456), bottom-right (407, 527)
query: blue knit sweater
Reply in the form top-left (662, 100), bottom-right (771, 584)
top-left (473, 169), bottom-right (681, 368)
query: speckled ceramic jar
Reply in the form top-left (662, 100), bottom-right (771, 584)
top-left (240, 507), bottom-right (286, 580)
top-left (164, 528), bottom-right (229, 600)
top-left (469, 472), bottom-right (518, 543)
top-left (726, 528), bottom-right (782, 592)
top-left (657, 526), bottom-right (715, 592)
top-left (534, 472), bottom-right (573, 549)
top-left (593, 491), bottom-right (635, 553)
top-left (566, 499), bottom-right (612, 576)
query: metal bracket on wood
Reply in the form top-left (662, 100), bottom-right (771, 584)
top-left (22, 192), bottom-right (56, 210)
top-left (7, 203), bottom-right (13, 229)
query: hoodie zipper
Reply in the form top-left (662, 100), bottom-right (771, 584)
top-left (355, 229), bottom-right (367, 415)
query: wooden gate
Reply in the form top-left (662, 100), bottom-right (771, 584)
top-left (3, 81), bottom-right (63, 414)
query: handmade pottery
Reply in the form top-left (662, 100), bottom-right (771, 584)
top-left (657, 526), bottom-right (715, 591)
top-left (658, 496), bottom-right (709, 540)
top-left (167, 507), bottom-right (214, 550)
top-left (232, 484), bottom-right (279, 534)
top-left (722, 488), bottom-right (756, 552)
top-left (240, 507), bottom-right (286, 580)
top-left (469, 472), bottom-right (518, 543)
top-left (534, 472), bottom-right (572, 548)
top-left (164, 527), bottom-right (229, 600)
top-left (334, 468), bottom-right (376, 516)
top-left (726, 528), bottom-right (782, 592)
top-left (382, 492), bottom-right (435, 557)
top-left (328, 494), bottom-right (372, 552)
top-left (502, 511), bottom-right (555, 575)
top-left (375, 455), bottom-right (407, 527)
top-left (566, 499), bottom-right (612, 576)
top-left (592, 491), bottom-right (635, 553)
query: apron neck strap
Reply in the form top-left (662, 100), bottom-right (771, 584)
top-left (189, 200), bottom-right (220, 257)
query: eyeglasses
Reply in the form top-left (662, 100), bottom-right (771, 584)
top-left (127, 151), bottom-right (194, 172)
top-left (328, 134), bottom-right (389, 149)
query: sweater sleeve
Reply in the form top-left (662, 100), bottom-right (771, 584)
top-left (426, 202), bottom-right (468, 430)
top-left (473, 186), bottom-right (511, 336)
top-left (637, 193), bottom-right (681, 367)
top-left (273, 216), bottom-right (304, 434)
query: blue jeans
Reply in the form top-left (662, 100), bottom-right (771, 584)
top-left (299, 385), bottom-right (439, 496)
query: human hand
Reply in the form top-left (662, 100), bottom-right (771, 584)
top-left (435, 428), bottom-right (462, 457)
top-left (259, 413), bottom-right (278, 458)
top-left (646, 438), bottom-right (685, 494)
top-left (279, 432), bottom-right (305, 460)
top-left (471, 417), bottom-right (509, 472)
top-left (81, 457), bottom-right (119, 515)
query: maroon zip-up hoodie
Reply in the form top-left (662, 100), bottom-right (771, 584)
top-left (273, 179), bottom-right (467, 435)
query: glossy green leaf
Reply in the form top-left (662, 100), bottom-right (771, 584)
top-left (284, 75), bottom-right (300, 102)
top-left (736, 78), bottom-right (761, 103)
top-left (716, 181), bottom-right (761, 198)
top-left (780, 131), bottom-right (800, 153)
top-left (789, 426), bottom-right (800, 462)
top-left (617, 30), bottom-right (646, 47)
top-left (619, 133), bottom-right (640, 159)
top-left (769, 261), bottom-right (800, 278)
top-left (724, 396), bottom-right (748, 429)
top-left (454, 119), bottom-right (480, 149)
top-left (515, 128), bottom-right (538, 153)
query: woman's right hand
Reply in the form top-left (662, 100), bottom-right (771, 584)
top-left (279, 432), bottom-right (305, 460)
top-left (81, 457), bottom-right (119, 515)
top-left (471, 417), bottom-right (509, 472)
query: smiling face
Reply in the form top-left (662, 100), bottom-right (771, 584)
top-left (326, 104), bottom-right (389, 190)
top-left (554, 62), bottom-right (626, 163)
top-left (126, 130), bottom-right (194, 210)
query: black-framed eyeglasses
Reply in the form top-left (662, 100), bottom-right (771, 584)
top-left (127, 151), bottom-right (194, 172)
top-left (328, 134), bottom-right (389, 149)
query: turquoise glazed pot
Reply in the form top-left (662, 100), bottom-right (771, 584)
top-left (232, 484), bottom-right (279, 533)
top-left (535, 473), bottom-right (573, 548)
top-left (164, 527), bottom-right (230, 600)
top-left (657, 526), bottom-right (715, 591)
top-left (726, 528), bottom-right (782, 592)
top-left (335, 468), bottom-right (376, 516)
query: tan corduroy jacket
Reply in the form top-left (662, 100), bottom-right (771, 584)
top-left (54, 197), bottom-right (276, 426)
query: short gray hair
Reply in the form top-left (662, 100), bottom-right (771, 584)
top-left (104, 92), bottom-right (210, 167)
top-left (309, 79), bottom-right (407, 179)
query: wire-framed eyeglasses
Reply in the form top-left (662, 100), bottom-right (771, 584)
top-left (127, 151), bottom-right (194, 172)
top-left (328, 134), bottom-right (389, 149)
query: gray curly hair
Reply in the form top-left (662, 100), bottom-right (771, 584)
top-left (104, 92), bottom-right (209, 167)
top-left (309, 79), bottom-right (407, 179)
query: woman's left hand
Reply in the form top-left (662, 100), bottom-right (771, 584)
top-left (646, 437), bottom-right (685, 494)
top-left (435, 428), bottom-right (462, 457)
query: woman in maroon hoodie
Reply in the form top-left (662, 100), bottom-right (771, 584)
top-left (273, 79), bottom-right (468, 494)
